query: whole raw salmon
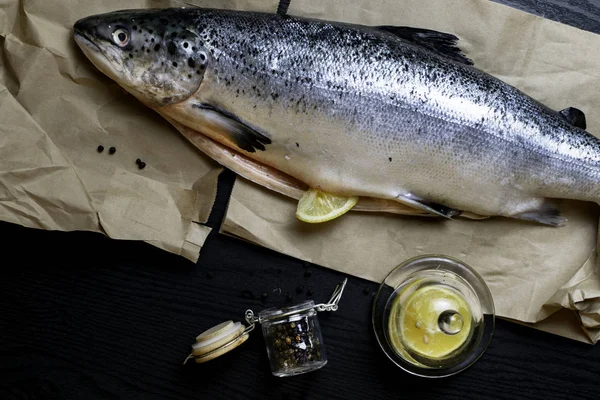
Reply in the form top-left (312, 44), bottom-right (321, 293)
top-left (73, 6), bottom-right (600, 225)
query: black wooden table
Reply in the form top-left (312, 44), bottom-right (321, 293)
top-left (2, 1), bottom-right (600, 399)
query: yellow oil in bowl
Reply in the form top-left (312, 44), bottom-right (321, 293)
top-left (390, 284), bottom-right (472, 360)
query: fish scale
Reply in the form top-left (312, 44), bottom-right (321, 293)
top-left (74, 7), bottom-right (600, 225)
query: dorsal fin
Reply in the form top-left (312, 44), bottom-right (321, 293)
top-left (559, 107), bottom-right (587, 130)
top-left (276, 0), bottom-right (291, 16)
top-left (375, 26), bottom-right (474, 66)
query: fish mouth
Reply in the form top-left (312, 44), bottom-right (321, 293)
top-left (74, 29), bottom-right (127, 85)
top-left (74, 31), bottom-right (101, 52)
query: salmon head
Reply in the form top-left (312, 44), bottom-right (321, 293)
top-left (73, 8), bottom-right (208, 108)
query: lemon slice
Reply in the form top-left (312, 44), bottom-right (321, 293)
top-left (391, 285), bottom-right (472, 360)
top-left (295, 188), bottom-right (359, 223)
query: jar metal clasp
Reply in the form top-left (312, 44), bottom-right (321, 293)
top-left (244, 277), bottom-right (348, 328)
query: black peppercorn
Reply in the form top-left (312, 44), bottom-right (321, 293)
top-left (136, 158), bottom-right (142, 165)
top-left (304, 270), bottom-right (312, 278)
top-left (261, 292), bottom-right (268, 300)
top-left (266, 316), bottom-right (324, 372)
top-left (286, 294), bottom-right (293, 302)
top-left (138, 161), bottom-right (146, 169)
top-left (296, 285), bottom-right (304, 294)
top-left (97, 145), bottom-right (104, 153)
top-left (363, 287), bottom-right (371, 295)
top-left (306, 289), bottom-right (313, 296)
top-left (206, 272), bottom-right (214, 279)
top-left (109, 147), bottom-right (116, 154)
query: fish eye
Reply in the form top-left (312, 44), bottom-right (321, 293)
top-left (112, 28), bottom-right (130, 47)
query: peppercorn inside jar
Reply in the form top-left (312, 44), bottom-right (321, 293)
top-left (259, 300), bottom-right (327, 377)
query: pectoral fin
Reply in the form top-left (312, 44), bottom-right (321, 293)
top-left (192, 103), bottom-right (271, 153)
top-left (395, 193), bottom-right (461, 219)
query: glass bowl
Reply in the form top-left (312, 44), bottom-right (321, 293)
top-left (372, 255), bottom-right (495, 378)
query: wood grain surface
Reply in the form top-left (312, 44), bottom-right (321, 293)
top-left (493, 0), bottom-right (600, 34)
top-left (2, 1), bottom-right (600, 399)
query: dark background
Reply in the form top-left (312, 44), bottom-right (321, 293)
top-left (2, 1), bottom-right (600, 399)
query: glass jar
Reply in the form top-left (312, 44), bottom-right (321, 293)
top-left (372, 255), bottom-right (495, 378)
top-left (183, 280), bottom-right (346, 376)
top-left (259, 300), bottom-right (328, 377)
